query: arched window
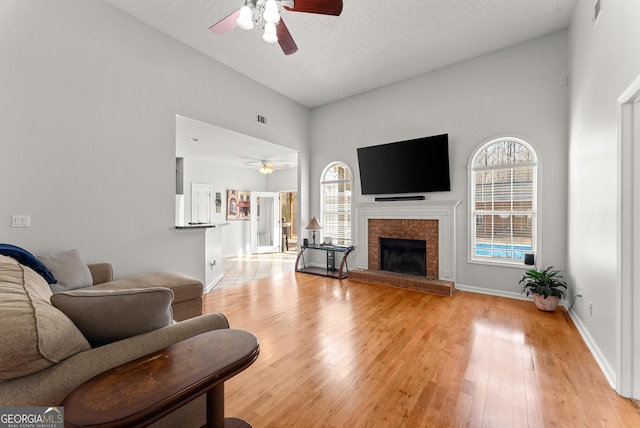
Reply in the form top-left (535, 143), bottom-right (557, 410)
top-left (321, 162), bottom-right (352, 246)
top-left (469, 137), bottom-right (538, 265)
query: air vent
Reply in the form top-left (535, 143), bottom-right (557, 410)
top-left (594, 0), bottom-right (602, 22)
top-left (257, 113), bottom-right (268, 126)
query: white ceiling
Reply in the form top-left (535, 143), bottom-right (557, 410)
top-left (175, 115), bottom-right (298, 169)
top-left (103, 0), bottom-right (577, 168)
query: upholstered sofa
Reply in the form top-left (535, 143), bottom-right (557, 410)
top-left (0, 249), bottom-right (227, 427)
top-left (84, 262), bottom-right (203, 321)
top-left (15, 247), bottom-right (204, 322)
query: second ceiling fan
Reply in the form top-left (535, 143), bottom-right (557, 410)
top-left (209, 0), bottom-right (343, 55)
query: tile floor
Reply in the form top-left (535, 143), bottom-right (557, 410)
top-left (213, 249), bottom-right (298, 289)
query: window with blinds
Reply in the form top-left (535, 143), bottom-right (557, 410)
top-left (321, 162), bottom-right (352, 246)
top-left (470, 138), bottom-right (537, 264)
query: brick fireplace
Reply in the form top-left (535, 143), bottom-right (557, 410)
top-left (368, 219), bottom-right (438, 279)
top-left (350, 200), bottom-right (461, 296)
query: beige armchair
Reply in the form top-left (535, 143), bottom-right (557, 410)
top-left (0, 254), bottom-right (229, 428)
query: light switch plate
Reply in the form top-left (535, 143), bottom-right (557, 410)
top-left (11, 215), bottom-right (30, 228)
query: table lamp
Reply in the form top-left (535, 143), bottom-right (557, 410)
top-left (306, 217), bottom-right (322, 246)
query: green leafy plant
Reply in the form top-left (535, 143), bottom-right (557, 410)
top-left (519, 266), bottom-right (568, 299)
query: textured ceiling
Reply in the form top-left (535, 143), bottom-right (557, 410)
top-left (103, 0), bottom-right (577, 109)
top-left (102, 0), bottom-right (576, 168)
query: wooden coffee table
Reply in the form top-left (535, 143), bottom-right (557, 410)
top-left (63, 329), bottom-right (259, 428)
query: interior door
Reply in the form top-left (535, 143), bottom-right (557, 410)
top-left (250, 191), bottom-right (280, 254)
top-left (191, 183), bottom-right (211, 224)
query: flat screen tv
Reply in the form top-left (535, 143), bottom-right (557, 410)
top-left (357, 134), bottom-right (450, 195)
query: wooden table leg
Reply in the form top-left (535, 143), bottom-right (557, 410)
top-left (207, 384), bottom-right (225, 428)
top-left (206, 386), bottom-right (253, 428)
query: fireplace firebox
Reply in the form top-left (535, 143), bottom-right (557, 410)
top-left (379, 238), bottom-right (427, 276)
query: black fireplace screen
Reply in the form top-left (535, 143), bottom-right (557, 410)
top-left (379, 238), bottom-right (427, 276)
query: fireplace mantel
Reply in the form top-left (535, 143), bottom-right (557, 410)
top-left (355, 199), bottom-right (462, 281)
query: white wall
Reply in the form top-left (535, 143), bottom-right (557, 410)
top-left (310, 31), bottom-right (569, 296)
top-left (266, 167), bottom-right (298, 193)
top-left (567, 0), bottom-right (640, 392)
top-left (0, 0), bottom-right (309, 281)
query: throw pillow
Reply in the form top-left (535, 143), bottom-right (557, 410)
top-left (37, 249), bottom-right (93, 293)
top-left (50, 287), bottom-right (174, 347)
top-left (0, 256), bottom-right (91, 380)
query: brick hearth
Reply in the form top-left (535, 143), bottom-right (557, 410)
top-left (349, 268), bottom-right (455, 296)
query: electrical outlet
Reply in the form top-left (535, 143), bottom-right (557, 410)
top-left (576, 291), bottom-right (583, 297)
top-left (588, 301), bottom-right (593, 316)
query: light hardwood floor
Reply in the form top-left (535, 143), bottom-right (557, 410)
top-left (203, 272), bottom-right (640, 427)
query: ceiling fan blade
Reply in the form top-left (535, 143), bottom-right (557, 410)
top-left (284, 0), bottom-right (343, 16)
top-left (277, 18), bottom-right (298, 55)
top-left (209, 9), bottom-right (241, 34)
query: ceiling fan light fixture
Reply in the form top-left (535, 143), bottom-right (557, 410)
top-left (263, 22), bottom-right (278, 43)
top-left (263, 0), bottom-right (280, 24)
top-left (210, 0), bottom-right (343, 54)
top-left (237, 5), bottom-right (254, 30)
top-left (259, 162), bottom-right (274, 174)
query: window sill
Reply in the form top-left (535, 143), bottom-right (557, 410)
top-left (467, 257), bottom-right (531, 269)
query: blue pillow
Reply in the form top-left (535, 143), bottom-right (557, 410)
top-left (0, 243), bottom-right (57, 284)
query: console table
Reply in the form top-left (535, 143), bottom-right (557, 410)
top-left (295, 244), bottom-right (355, 279)
top-left (63, 329), bottom-right (259, 428)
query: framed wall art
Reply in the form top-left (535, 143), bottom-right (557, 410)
top-left (227, 190), bottom-right (251, 220)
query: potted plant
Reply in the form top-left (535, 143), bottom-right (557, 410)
top-left (519, 266), bottom-right (568, 312)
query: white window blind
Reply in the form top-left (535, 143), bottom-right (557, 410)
top-left (470, 138), bottom-right (537, 264)
top-left (321, 162), bottom-right (352, 246)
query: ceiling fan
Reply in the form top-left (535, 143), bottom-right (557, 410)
top-left (244, 159), bottom-right (294, 174)
top-left (209, 0), bottom-right (343, 55)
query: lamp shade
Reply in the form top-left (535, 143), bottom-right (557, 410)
top-left (306, 217), bottom-right (322, 230)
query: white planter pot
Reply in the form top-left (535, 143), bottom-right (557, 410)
top-left (532, 293), bottom-right (560, 312)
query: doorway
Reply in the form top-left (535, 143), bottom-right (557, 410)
top-left (191, 183), bottom-right (211, 224)
top-left (280, 191), bottom-right (298, 252)
top-left (250, 191), bottom-right (280, 254)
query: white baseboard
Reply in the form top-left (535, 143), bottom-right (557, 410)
top-left (567, 308), bottom-right (617, 389)
top-left (455, 283), bottom-right (616, 390)
top-left (205, 273), bottom-right (224, 293)
top-left (454, 283), bottom-right (530, 301)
